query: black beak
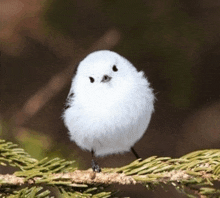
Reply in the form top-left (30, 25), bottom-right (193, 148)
top-left (101, 75), bottom-right (112, 83)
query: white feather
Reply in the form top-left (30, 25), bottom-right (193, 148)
top-left (63, 50), bottom-right (154, 156)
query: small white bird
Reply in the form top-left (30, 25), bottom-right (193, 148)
top-left (63, 50), bottom-right (154, 171)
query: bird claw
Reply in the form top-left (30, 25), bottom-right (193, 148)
top-left (91, 159), bottom-right (101, 172)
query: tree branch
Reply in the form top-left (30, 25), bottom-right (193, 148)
top-left (0, 168), bottom-right (216, 186)
top-left (1, 139), bottom-right (220, 197)
top-left (0, 171), bottom-right (136, 186)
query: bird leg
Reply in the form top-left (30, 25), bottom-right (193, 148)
top-left (91, 149), bottom-right (101, 172)
top-left (131, 147), bottom-right (142, 161)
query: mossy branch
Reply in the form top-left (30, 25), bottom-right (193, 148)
top-left (0, 139), bottom-right (220, 198)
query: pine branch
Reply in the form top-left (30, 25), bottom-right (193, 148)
top-left (0, 171), bottom-right (135, 186)
top-left (7, 187), bottom-right (51, 198)
top-left (1, 139), bottom-right (220, 198)
top-left (0, 139), bottom-right (37, 168)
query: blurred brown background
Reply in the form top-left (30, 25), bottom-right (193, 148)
top-left (1, 0), bottom-right (220, 197)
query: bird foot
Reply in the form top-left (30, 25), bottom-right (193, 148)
top-left (91, 159), bottom-right (101, 172)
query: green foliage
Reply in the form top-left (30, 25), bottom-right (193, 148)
top-left (110, 150), bottom-right (220, 197)
top-left (10, 127), bottom-right (80, 169)
top-left (7, 187), bottom-right (51, 198)
top-left (0, 139), bottom-right (112, 197)
top-left (58, 186), bottom-right (112, 198)
top-left (1, 139), bottom-right (220, 197)
top-left (15, 157), bottom-right (75, 181)
top-left (0, 139), bottom-right (37, 168)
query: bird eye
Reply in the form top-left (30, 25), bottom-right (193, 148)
top-left (69, 93), bottom-right (74, 97)
top-left (89, 77), bottom-right (95, 83)
top-left (112, 65), bottom-right (118, 72)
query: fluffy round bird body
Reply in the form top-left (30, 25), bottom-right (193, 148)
top-left (63, 50), bottom-right (154, 157)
